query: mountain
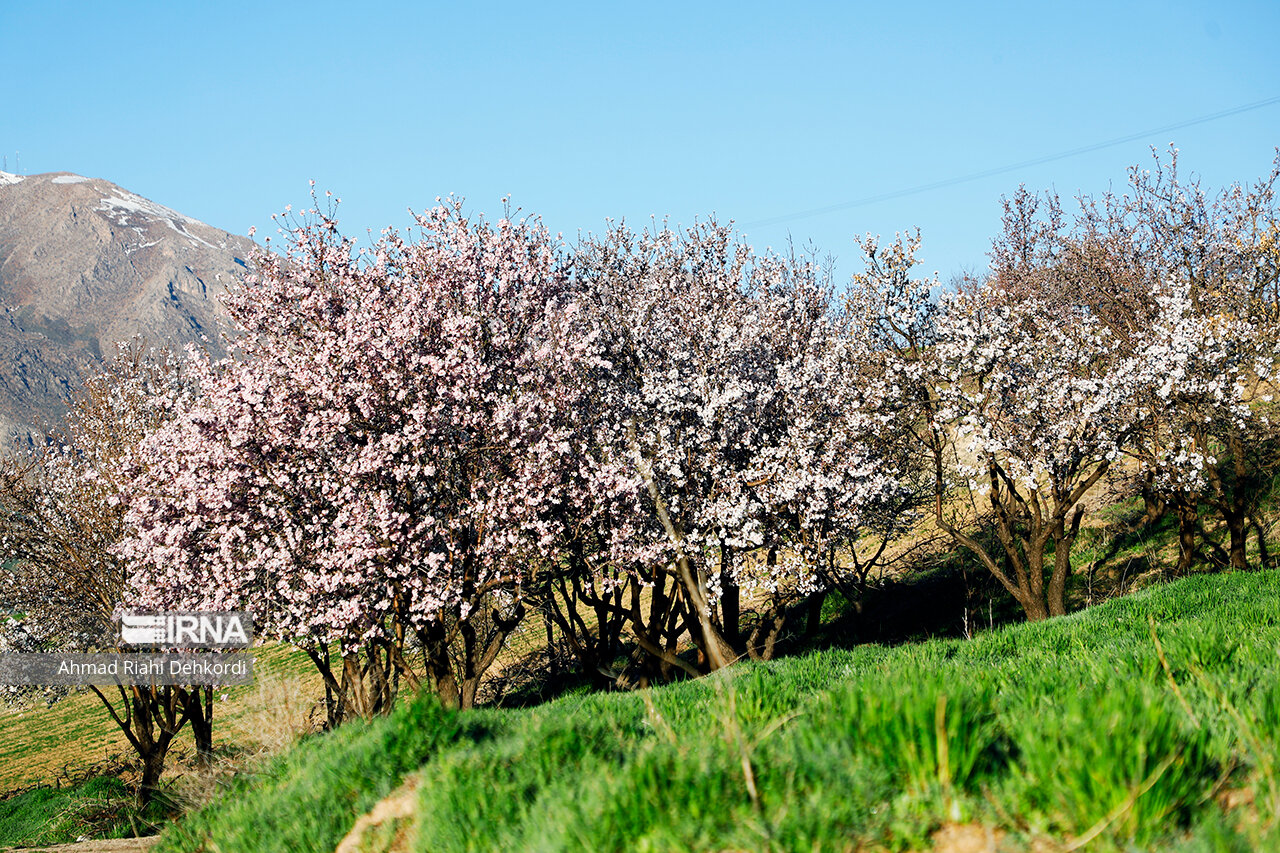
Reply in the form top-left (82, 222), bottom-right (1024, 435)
top-left (0, 170), bottom-right (254, 448)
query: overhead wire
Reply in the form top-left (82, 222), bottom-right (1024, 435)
top-left (744, 95), bottom-right (1280, 228)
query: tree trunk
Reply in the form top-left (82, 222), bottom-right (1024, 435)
top-left (1021, 595), bottom-right (1049, 622)
top-left (433, 670), bottom-right (461, 710)
top-left (691, 615), bottom-right (737, 671)
top-left (341, 653), bottom-right (372, 720)
top-left (1175, 497), bottom-right (1199, 575)
top-left (1045, 505), bottom-right (1084, 618)
top-left (458, 678), bottom-right (479, 711)
top-left (720, 574), bottom-right (740, 650)
top-left (544, 616), bottom-right (560, 679)
top-left (124, 686), bottom-right (186, 807)
top-left (303, 643), bottom-right (348, 729)
top-left (1225, 510), bottom-right (1250, 571)
top-left (746, 609), bottom-right (786, 661)
top-left (88, 684), bottom-right (188, 807)
top-left (183, 687), bottom-right (214, 764)
top-left (421, 619), bottom-right (461, 710)
top-left (1018, 536), bottom-right (1053, 621)
top-left (137, 749), bottom-right (167, 808)
top-left (804, 589), bottom-right (827, 636)
top-left (1141, 473), bottom-right (1167, 525)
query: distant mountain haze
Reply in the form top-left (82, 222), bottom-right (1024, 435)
top-left (0, 170), bottom-right (254, 447)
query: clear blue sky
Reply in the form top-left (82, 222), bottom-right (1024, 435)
top-left (2, 1), bottom-right (1277, 281)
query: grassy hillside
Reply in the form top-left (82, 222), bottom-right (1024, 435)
top-left (0, 643), bottom-right (321, 794)
top-left (152, 569), bottom-right (1280, 852)
top-left (0, 643), bottom-right (323, 847)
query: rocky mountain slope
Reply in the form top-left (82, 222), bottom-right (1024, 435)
top-left (0, 171), bottom-right (254, 448)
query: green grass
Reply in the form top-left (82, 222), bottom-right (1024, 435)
top-left (150, 570), bottom-right (1280, 852)
top-left (155, 692), bottom-right (460, 853)
top-left (0, 775), bottom-right (169, 846)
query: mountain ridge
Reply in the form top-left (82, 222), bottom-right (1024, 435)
top-left (0, 170), bottom-right (254, 448)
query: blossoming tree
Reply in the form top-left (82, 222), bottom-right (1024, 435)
top-left (569, 221), bottom-right (917, 675)
top-left (987, 152), bottom-right (1280, 575)
top-left (0, 343), bottom-right (210, 803)
top-left (121, 197), bottom-right (586, 713)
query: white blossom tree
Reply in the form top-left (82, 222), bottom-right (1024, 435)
top-left (571, 221), bottom-right (916, 673)
top-left (990, 151), bottom-right (1280, 574)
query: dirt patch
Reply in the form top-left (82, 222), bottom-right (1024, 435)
top-left (334, 775), bottom-right (419, 853)
top-left (930, 823), bottom-right (1007, 853)
top-left (1, 838), bottom-right (160, 852)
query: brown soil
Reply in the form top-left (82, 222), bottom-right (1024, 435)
top-left (929, 823), bottom-right (1007, 853)
top-left (333, 775), bottom-right (419, 853)
top-left (2, 838), bottom-right (159, 852)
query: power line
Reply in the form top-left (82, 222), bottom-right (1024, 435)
top-left (745, 95), bottom-right (1280, 228)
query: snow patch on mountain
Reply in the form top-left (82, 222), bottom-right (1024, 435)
top-left (52, 174), bottom-right (91, 184)
top-left (97, 190), bottom-right (196, 226)
top-left (0, 172), bottom-right (24, 186)
top-left (96, 190), bottom-right (223, 250)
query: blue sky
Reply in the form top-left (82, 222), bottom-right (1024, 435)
top-left (2, 1), bottom-right (1277, 281)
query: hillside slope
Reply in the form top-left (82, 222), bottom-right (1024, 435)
top-left (155, 570), bottom-right (1280, 852)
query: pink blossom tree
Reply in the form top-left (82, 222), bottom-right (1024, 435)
top-left (1106, 153), bottom-right (1280, 572)
top-left (931, 274), bottom-right (1245, 619)
top-left (120, 197), bottom-right (586, 713)
top-left (844, 223), bottom-right (1247, 622)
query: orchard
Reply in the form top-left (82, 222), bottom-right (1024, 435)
top-left (3, 151), bottom-right (1279, 802)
